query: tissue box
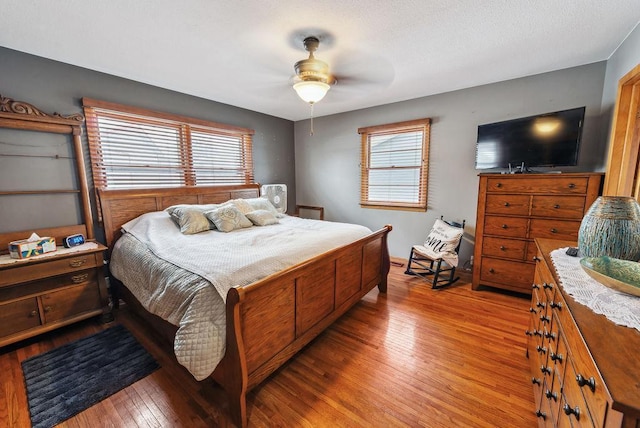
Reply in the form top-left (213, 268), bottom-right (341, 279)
top-left (9, 237), bottom-right (57, 259)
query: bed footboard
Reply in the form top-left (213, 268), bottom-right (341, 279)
top-left (215, 225), bottom-right (392, 427)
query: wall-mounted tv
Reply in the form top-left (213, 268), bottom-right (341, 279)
top-left (475, 107), bottom-right (585, 171)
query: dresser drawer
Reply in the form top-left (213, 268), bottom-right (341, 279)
top-left (482, 236), bottom-right (526, 260)
top-left (0, 253), bottom-right (101, 287)
top-left (484, 216), bottom-right (529, 238)
top-left (562, 358), bottom-right (596, 427)
top-left (480, 257), bottom-right (535, 289)
top-left (485, 194), bottom-right (530, 215)
top-left (531, 196), bottom-right (586, 219)
top-left (486, 177), bottom-right (589, 194)
top-left (0, 297), bottom-right (40, 337)
top-left (529, 219), bottom-right (580, 240)
top-left (41, 281), bottom-right (102, 324)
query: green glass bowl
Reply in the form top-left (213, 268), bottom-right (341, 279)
top-left (580, 256), bottom-right (640, 297)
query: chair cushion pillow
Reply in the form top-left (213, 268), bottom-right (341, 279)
top-left (419, 218), bottom-right (464, 266)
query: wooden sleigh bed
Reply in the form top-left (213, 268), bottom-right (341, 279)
top-left (98, 184), bottom-right (391, 427)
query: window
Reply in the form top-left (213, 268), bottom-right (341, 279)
top-left (358, 118), bottom-right (430, 211)
top-left (83, 98), bottom-right (254, 190)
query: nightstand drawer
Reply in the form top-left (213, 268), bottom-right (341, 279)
top-left (0, 253), bottom-right (101, 287)
top-left (0, 298), bottom-right (40, 337)
top-left (41, 282), bottom-right (102, 323)
top-left (531, 196), bottom-right (586, 219)
top-left (484, 216), bottom-right (529, 238)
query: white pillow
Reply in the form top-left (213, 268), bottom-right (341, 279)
top-left (245, 209), bottom-right (279, 226)
top-left (204, 205), bottom-right (253, 232)
top-left (168, 207), bottom-right (211, 235)
top-left (245, 197), bottom-right (283, 217)
top-left (421, 218), bottom-right (464, 264)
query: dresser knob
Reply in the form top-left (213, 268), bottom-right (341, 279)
top-left (540, 365), bottom-right (552, 375)
top-left (553, 204), bottom-right (560, 209)
top-left (533, 330), bottom-right (543, 337)
top-left (504, 202), bottom-right (510, 207)
top-left (535, 410), bottom-right (546, 420)
top-left (550, 228), bottom-right (557, 233)
top-left (532, 283), bottom-right (540, 290)
top-left (563, 404), bottom-right (580, 420)
top-left (544, 331), bottom-right (556, 340)
top-left (543, 283), bottom-right (553, 290)
top-left (44, 306), bottom-right (52, 313)
top-left (549, 301), bottom-right (563, 310)
top-left (568, 183), bottom-right (576, 189)
top-left (536, 345), bottom-right (547, 354)
top-left (500, 245), bottom-right (506, 250)
top-left (496, 183), bottom-right (502, 188)
top-left (29, 310), bottom-right (38, 317)
top-left (532, 256), bottom-right (540, 262)
top-left (489, 268), bottom-right (495, 273)
top-left (529, 307), bottom-right (537, 313)
top-left (536, 301), bottom-right (546, 309)
top-left (545, 389), bottom-right (558, 401)
top-left (531, 377), bottom-right (542, 385)
top-left (525, 330), bottom-right (533, 336)
top-left (576, 374), bottom-right (596, 391)
top-left (540, 315), bottom-right (550, 324)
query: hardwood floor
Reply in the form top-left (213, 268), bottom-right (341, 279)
top-left (0, 264), bottom-right (537, 427)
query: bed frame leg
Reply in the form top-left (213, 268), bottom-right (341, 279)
top-left (378, 225), bottom-right (392, 293)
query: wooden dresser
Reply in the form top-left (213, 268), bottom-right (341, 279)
top-left (0, 226), bottom-right (111, 347)
top-left (472, 173), bottom-right (603, 294)
top-left (528, 238), bottom-right (640, 427)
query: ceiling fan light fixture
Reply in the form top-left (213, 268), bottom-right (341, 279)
top-left (293, 80), bottom-right (330, 104)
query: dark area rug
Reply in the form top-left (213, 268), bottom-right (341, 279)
top-left (22, 324), bottom-right (159, 428)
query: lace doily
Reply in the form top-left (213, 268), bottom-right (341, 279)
top-left (550, 248), bottom-right (640, 332)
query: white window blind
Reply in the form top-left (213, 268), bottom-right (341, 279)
top-left (83, 98), bottom-right (254, 190)
top-left (359, 119), bottom-right (430, 210)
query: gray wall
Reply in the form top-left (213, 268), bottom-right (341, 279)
top-left (294, 62), bottom-right (608, 263)
top-left (0, 47), bottom-right (295, 241)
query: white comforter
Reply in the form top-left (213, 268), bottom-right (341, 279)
top-left (110, 212), bottom-right (372, 380)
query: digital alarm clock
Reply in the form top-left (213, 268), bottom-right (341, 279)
top-left (63, 233), bottom-right (85, 248)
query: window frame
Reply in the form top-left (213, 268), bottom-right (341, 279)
top-left (358, 118), bottom-right (430, 211)
top-left (82, 98), bottom-right (255, 191)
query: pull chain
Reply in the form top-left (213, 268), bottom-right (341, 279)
top-left (309, 102), bottom-right (315, 136)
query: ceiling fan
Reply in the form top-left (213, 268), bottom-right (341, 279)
top-left (292, 36), bottom-right (334, 105)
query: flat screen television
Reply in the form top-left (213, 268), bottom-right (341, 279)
top-left (475, 107), bottom-right (585, 171)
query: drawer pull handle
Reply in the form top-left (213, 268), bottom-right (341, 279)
top-left (535, 410), bottom-right (546, 420)
top-left (496, 183), bottom-right (502, 188)
top-left (540, 365), bottom-right (552, 375)
top-left (29, 310), bottom-right (38, 317)
top-left (532, 256), bottom-right (540, 262)
top-left (550, 228), bottom-right (557, 233)
top-left (576, 374), bottom-right (596, 391)
top-left (568, 183), bottom-right (576, 189)
top-left (503, 202), bottom-right (510, 207)
top-left (563, 404), bottom-right (580, 420)
top-left (525, 329), bottom-right (533, 336)
top-left (536, 301), bottom-right (546, 308)
top-left (531, 377), bottom-right (541, 385)
top-left (71, 273), bottom-right (89, 283)
top-left (500, 245), bottom-right (506, 250)
top-left (44, 306), bottom-right (52, 313)
top-left (533, 330), bottom-right (542, 337)
top-left (544, 331), bottom-right (555, 340)
top-left (549, 352), bottom-right (563, 363)
top-left (489, 268), bottom-right (495, 273)
top-left (501, 224), bottom-right (508, 229)
top-left (549, 301), bottom-right (563, 310)
top-left (69, 258), bottom-right (87, 268)
top-left (536, 345), bottom-right (547, 354)
top-left (532, 283), bottom-right (540, 290)
top-left (545, 390), bottom-right (558, 401)
top-left (543, 283), bottom-right (553, 290)
top-left (540, 315), bottom-right (551, 324)
top-left (529, 307), bottom-right (536, 313)
top-left (553, 204), bottom-right (560, 209)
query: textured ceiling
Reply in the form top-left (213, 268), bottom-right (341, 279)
top-left (1, 1), bottom-right (639, 121)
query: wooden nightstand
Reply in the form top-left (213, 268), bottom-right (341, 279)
top-left (0, 240), bottom-right (111, 348)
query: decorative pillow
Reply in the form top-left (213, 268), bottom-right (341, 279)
top-left (245, 209), bottom-right (279, 226)
top-left (228, 198), bottom-right (253, 215)
top-left (168, 207), bottom-right (211, 235)
top-left (165, 203), bottom-right (220, 216)
top-left (204, 205), bottom-right (253, 232)
top-left (245, 197), bottom-right (283, 217)
top-left (420, 219), bottom-right (464, 265)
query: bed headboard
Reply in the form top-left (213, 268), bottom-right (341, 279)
top-left (98, 184), bottom-right (261, 247)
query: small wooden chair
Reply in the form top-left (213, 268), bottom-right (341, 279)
top-left (404, 217), bottom-right (465, 289)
